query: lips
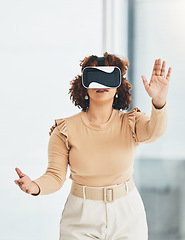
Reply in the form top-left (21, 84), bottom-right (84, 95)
top-left (96, 89), bottom-right (109, 92)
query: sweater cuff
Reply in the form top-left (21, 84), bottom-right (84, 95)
top-left (31, 181), bottom-right (41, 196)
top-left (152, 100), bottom-right (167, 111)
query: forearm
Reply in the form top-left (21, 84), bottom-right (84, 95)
top-left (144, 101), bottom-right (167, 143)
top-left (31, 170), bottom-right (67, 196)
top-left (136, 101), bottom-right (167, 143)
top-left (31, 126), bottom-right (69, 196)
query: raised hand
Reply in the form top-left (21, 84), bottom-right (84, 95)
top-left (14, 168), bottom-right (40, 195)
top-left (141, 58), bottom-right (172, 108)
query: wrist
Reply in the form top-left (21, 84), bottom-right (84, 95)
top-left (31, 181), bottom-right (40, 195)
top-left (152, 99), bottom-right (166, 109)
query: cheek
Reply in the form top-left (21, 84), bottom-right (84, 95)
top-left (87, 90), bottom-right (93, 95)
top-left (88, 90), bottom-right (97, 98)
top-left (109, 91), bottom-right (116, 99)
top-left (110, 89), bottom-right (117, 95)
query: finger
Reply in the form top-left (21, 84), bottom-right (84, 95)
top-left (14, 180), bottom-right (19, 184)
top-left (141, 75), bottom-right (150, 92)
top-left (15, 179), bottom-right (27, 192)
top-left (160, 61), bottom-right (166, 77)
top-left (20, 184), bottom-right (30, 194)
top-left (21, 184), bottom-right (27, 192)
top-left (17, 182), bottom-right (23, 187)
top-left (152, 59), bottom-right (157, 76)
top-left (17, 178), bottom-right (24, 185)
top-left (15, 168), bottom-right (25, 178)
top-left (155, 59), bottom-right (161, 76)
top-left (166, 67), bottom-right (172, 81)
top-left (15, 180), bottom-right (22, 188)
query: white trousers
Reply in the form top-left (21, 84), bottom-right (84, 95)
top-left (59, 184), bottom-right (148, 240)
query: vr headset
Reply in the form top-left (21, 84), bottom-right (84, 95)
top-left (82, 57), bottom-right (123, 89)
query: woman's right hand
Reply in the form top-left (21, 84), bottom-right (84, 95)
top-left (14, 168), bottom-right (40, 195)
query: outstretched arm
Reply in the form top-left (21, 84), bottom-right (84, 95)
top-left (134, 59), bottom-right (172, 143)
top-left (14, 127), bottom-right (69, 196)
top-left (31, 127), bottom-right (69, 195)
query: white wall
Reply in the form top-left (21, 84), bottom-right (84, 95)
top-left (133, 0), bottom-right (185, 161)
top-left (132, 1), bottom-right (185, 238)
top-left (0, 1), bottom-right (102, 239)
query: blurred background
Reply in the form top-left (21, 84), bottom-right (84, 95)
top-left (0, 0), bottom-right (185, 239)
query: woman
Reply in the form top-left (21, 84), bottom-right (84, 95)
top-left (14, 52), bottom-right (172, 240)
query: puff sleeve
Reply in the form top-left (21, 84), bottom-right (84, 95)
top-left (31, 119), bottom-right (70, 196)
top-left (127, 102), bottom-right (168, 144)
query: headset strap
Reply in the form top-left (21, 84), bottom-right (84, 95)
top-left (97, 57), bottom-right (105, 66)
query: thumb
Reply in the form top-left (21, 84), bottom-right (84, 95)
top-left (141, 75), bottom-right (150, 93)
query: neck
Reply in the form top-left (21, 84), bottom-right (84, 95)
top-left (86, 101), bottom-right (114, 124)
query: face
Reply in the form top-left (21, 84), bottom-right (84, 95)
top-left (87, 87), bottom-right (117, 104)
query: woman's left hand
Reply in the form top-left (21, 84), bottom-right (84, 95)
top-left (141, 58), bottom-right (172, 108)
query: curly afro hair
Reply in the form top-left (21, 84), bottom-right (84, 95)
top-left (68, 52), bottom-right (132, 112)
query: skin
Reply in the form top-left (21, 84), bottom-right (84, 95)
top-left (14, 58), bottom-right (172, 195)
top-left (86, 87), bottom-right (117, 124)
top-left (14, 168), bottom-right (39, 195)
top-left (142, 58), bottom-right (171, 109)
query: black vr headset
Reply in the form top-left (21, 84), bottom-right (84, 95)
top-left (82, 57), bottom-right (123, 89)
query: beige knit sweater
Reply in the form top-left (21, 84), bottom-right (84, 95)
top-left (32, 102), bottom-right (167, 196)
